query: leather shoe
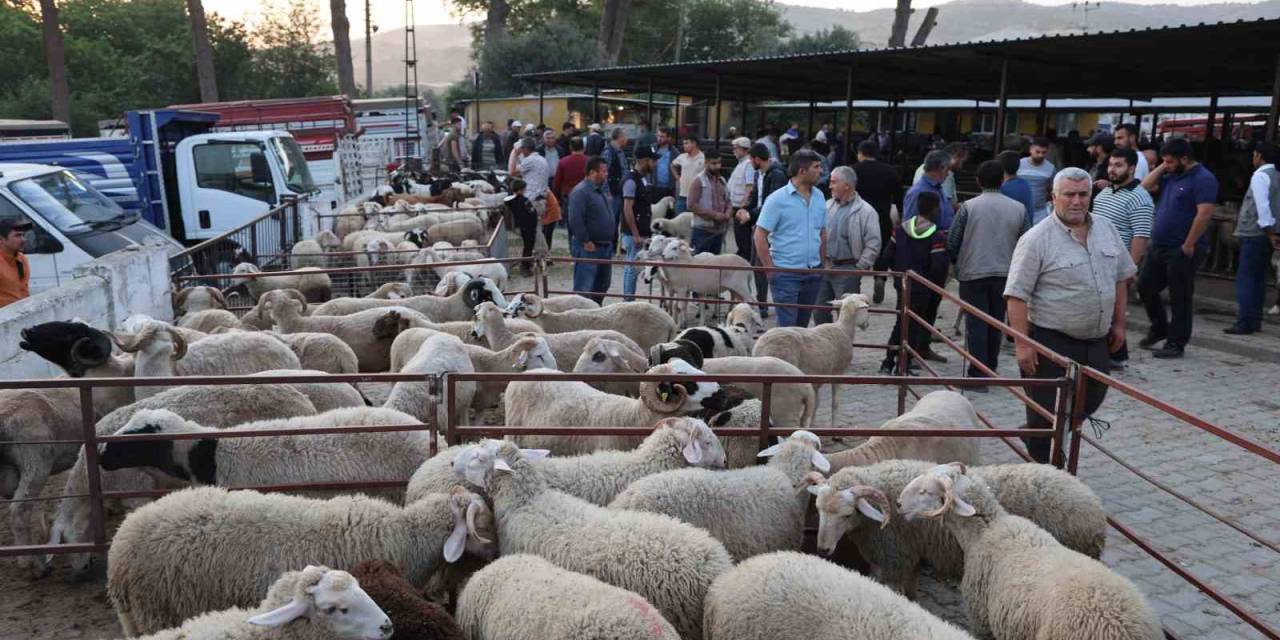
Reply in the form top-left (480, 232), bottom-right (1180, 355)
top-left (922, 348), bottom-right (949, 363)
top-left (1138, 334), bottom-right (1165, 349)
top-left (1223, 326), bottom-right (1256, 335)
top-left (872, 278), bottom-right (886, 304)
top-left (1151, 344), bottom-right (1184, 359)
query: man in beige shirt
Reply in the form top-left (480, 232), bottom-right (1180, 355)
top-left (672, 135), bottom-right (705, 215)
top-left (1004, 166), bottom-right (1137, 464)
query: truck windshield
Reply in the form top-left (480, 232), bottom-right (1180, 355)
top-left (9, 170), bottom-right (136, 236)
top-left (269, 137), bottom-right (317, 194)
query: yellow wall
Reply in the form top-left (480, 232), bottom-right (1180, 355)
top-left (467, 98), bottom-right (571, 131)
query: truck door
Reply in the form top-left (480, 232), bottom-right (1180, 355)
top-left (175, 138), bottom-right (275, 242)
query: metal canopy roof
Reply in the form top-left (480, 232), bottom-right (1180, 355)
top-left (518, 19), bottom-right (1280, 102)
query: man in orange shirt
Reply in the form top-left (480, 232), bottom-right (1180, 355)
top-left (0, 218), bottom-right (32, 308)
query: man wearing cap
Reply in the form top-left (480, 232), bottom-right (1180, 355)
top-left (584, 123), bottom-right (606, 156)
top-left (727, 137), bottom-right (757, 263)
top-left (503, 120), bottom-right (523, 153)
top-left (0, 218), bottom-right (31, 308)
top-left (621, 145), bottom-right (658, 300)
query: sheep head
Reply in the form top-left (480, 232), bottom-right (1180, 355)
top-left (372, 310), bottom-right (410, 340)
top-left (639, 358), bottom-right (719, 414)
top-left (461, 278), bottom-right (507, 310)
top-left (726, 303), bottom-right (766, 338)
top-left (19, 321), bottom-right (115, 377)
top-left (444, 488), bottom-right (497, 563)
top-left (648, 339), bottom-right (705, 370)
top-left (247, 566), bottom-right (391, 640)
top-left (834, 293), bottom-right (872, 331)
top-left (470, 301), bottom-right (502, 339)
top-left (810, 482), bottom-right (891, 555)
top-left (656, 417), bottom-right (726, 468)
top-left (757, 429), bottom-right (831, 473)
top-left (260, 289), bottom-right (309, 323)
top-left (897, 462), bottom-right (976, 521)
top-left (576, 337), bottom-right (647, 375)
top-left (510, 334), bottom-right (556, 371)
top-left (111, 322), bottom-right (187, 361)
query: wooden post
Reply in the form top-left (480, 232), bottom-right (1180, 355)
top-left (1267, 53), bottom-right (1280, 143)
top-left (713, 75), bottom-right (722, 156)
top-left (844, 67), bottom-right (855, 165)
top-left (994, 59), bottom-right (1009, 153)
top-left (647, 79), bottom-right (654, 129)
top-left (1037, 93), bottom-right (1048, 136)
top-left (1205, 93), bottom-right (1219, 141)
top-left (592, 82), bottom-right (599, 125)
top-left (807, 100), bottom-right (816, 144)
top-left (538, 82), bottom-right (545, 127)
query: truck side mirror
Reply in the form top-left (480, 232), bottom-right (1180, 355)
top-left (250, 152), bottom-right (272, 185)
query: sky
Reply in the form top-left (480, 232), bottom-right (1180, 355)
top-left (210, 0), bottom-right (1263, 31)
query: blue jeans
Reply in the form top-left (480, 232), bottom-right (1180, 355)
top-left (1234, 235), bottom-right (1273, 331)
top-left (621, 233), bottom-right (642, 300)
top-left (771, 271), bottom-right (822, 327)
top-left (675, 196), bottom-right (687, 214)
top-left (571, 237), bottom-right (614, 304)
top-left (690, 227), bottom-right (723, 255)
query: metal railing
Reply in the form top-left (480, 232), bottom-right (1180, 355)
top-left (168, 196), bottom-right (304, 287)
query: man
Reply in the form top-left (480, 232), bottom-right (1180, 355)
top-left (0, 218), bottom-right (31, 308)
top-left (634, 122), bottom-right (656, 151)
top-left (755, 129), bottom-right (780, 163)
top-left (536, 129), bottom-right (566, 187)
top-left (879, 191), bottom-right (949, 375)
top-left (1092, 148), bottom-right (1155, 367)
top-left (853, 140), bottom-right (902, 304)
top-left (439, 120), bottom-right (465, 171)
top-left (687, 154), bottom-right (732, 254)
top-left (584, 123), bottom-right (605, 156)
top-left (621, 146), bottom-right (658, 301)
top-left (998, 149), bottom-right (1036, 226)
top-left (904, 150), bottom-right (954, 231)
top-left (556, 121), bottom-right (576, 151)
top-left (1113, 123), bottom-right (1150, 180)
top-left (1226, 142), bottom-right (1279, 335)
top-left (1018, 136), bottom-right (1057, 224)
top-left (672, 136), bottom-right (705, 214)
top-left (1086, 133), bottom-right (1115, 188)
top-left (814, 166), bottom-right (879, 326)
top-left (550, 137), bottom-right (589, 251)
top-left (503, 120), bottom-right (523, 154)
top-left (727, 137), bottom-right (757, 262)
top-left (1004, 167), bottom-right (1137, 463)
top-left (946, 160), bottom-right (1030, 383)
top-left (754, 150), bottom-right (827, 328)
top-left (511, 138), bottom-right (551, 243)
top-left (1137, 138), bottom-right (1219, 358)
top-left (740, 143), bottom-right (788, 316)
top-left (567, 156), bottom-right (615, 303)
top-left (913, 142), bottom-right (968, 212)
top-left (814, 123), bottom-right (832, 144)
top-left (470, 121), bottom-right (504, 171)
top-left (601, 128), bottom-right (631, 240)
top-left (652, 127), bottom-right (679, 200)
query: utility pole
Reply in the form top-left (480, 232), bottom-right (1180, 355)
top-left (673, 3), bottom-right (686, 62)
top-left (1072, 1), bottom-right (1100, 32)
top-left (365, 0), bottom-right (374, 97)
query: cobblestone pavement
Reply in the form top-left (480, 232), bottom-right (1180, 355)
top-left (530, 253), bottom-right (1280, 639)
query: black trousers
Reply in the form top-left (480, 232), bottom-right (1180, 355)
top-left (1137, 245), bottom-right (1203, 349)
top-left (958, 277), bottom-right (1007, 377)
top-left (515, 208), bottom-right (539, 260)
top-left (882, 293), bottom-right (941, 367)
top-left (733, 218), bottom-right (770, 313)
top-left (872, 209), bottom-right (895, 272)
top-left (1022, 325), bottom-right (1111, 464)
top-left (541, 221), bottom-right (557, 253)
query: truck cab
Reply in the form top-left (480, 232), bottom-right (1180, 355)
top-left (0, 163), bottom-right (183, 293)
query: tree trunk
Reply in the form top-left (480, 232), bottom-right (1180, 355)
top-left (186, 0), bottom-right (219, 102)
top-left (484, 0), bottom-right (510, 44)
top-left (888, 0), bottom-right (912, 48)
top-left (330, 0), bottom-right (357, 96)
top-left (38, 0), bottom-right (70, 125)
top-left (596, 0), bottom-right (632, 65)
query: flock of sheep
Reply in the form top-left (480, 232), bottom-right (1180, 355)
top-left (0, 177), bottom-right (1167, 639)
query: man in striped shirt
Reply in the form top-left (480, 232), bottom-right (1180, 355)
top-left (1091, 147), bottom-right (1154, 368)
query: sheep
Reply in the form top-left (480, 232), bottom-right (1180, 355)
top-left (649, 208), bottom-right (691, 239)
top-left (508, 293), bottom-right (677, 351)
top-left (457, 554), bottom-right (680, 640)
top-left (309, 278), bottom-right (506, 322)
top-left (896, 463), bottom-right (1161, 640)
top-left (428, 219), bottom-right (486, 246)
top-left (647, 346), bottom-right (816, 429)
top-left (669, 323), bottom-right (754, 361)
top-left (446, 334), bottom-right (558, 415)
top-left (642, 240), bottom-right (754, 325)
top-left (385, 333), bottom-right (477, 427)
top-left (172, 285), bottom-right (226, 316)
top-left (381, 186), bottom-right (466, 208)
top-left (365, 281), bottom-right (414, 299)
top-left (176, 308), bottom-right (243, 333)
top-left (290, 230), bottom-right (341, 270)
top-left (433, 271), bottom-right (472, 296)
top-left (812, 459), bottom-right (1107, 600)
top-left (247, 370), bottom-right (366, 410)
top-left (107, 486), bottom-right (495, 635)
top-left (609, 430), bottom-right (829, 561)
top-left (702, 551), bottom-right (975, 640)
top-left (232, 262), bottom-right (332, 304)
top-left (44, 384), bottom-right (318, 581)
top-left (504, 359), bottom-right (721, 455)
top-left (752, 293), bottom-right (872, 423)
top-left (474, 301), bottom-right (641, 371)
top-left (130, 565), bottom-right (393, 640)
top-left (455, 441), bottom-right (733, 640)
top-left (699, 399), bottom-right (771, 468)
top-left (349, 560), bottom-right (463, 640)
top-left (263, 290), bottom-right (426, 372)
top-left (825, 390), bottom-right (982, 473)
top-left (571, 335), bottom-right (652, 396)
top-left (98, 407), bottom-right (433, 497)
top-left (532, 293), bottom-right (601, 312)
top-left (387, 314), bottom-right (545, 371)
top-left (263, 331), bottom-right (360, 375)
top-left (342, 227), bottom-right (417, 252)
top-left (333, 204), bottom-right (371, 240)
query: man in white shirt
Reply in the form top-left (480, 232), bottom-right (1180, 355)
top-left (672, 136), bottom-right (705, 214)
top-left (1227, 142), bottom-right (1279, 335)
top-left (512, 138), bottom-right (550, 215)
top-left (1113, 123), bottom-right (1150, 181)
top-left (726, 137), bottom-right (756, 212)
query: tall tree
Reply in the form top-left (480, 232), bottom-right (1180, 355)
top-left (37, 0), bottom-right (70, 124)
top-left (485, 0), bottom-right (510, 44)
top-left (186, 0), bottom-right (219, 102)
top-left (330, 0), bottom-right (357, 96)
top-left (596, 0), bottom-right (630, 65)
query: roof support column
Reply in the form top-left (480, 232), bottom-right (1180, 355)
top-left (646, 79), bottom-right (654, 129)
top-left (1151, 113), bottom-right (1161, 144)
top-left (1205, 93), bottom-right (1218, 141)
top-left (1267, 53), bottom-right (1280, 143)
top-left (888, 99), bottom-right (900, 163)
top-left (1036, 93), bottom-right (1048, 136)
top-left (740, 93), bottom-right (748, 139)
top-left (713, 75), bottom-right (722, 157)
top-left (993, 59), bottom-right (1009, 153)
top-left (675, 93), bottom-right (681, 136)
top-left (1222, 110), bottom-right (1234, 142)
top-left (844, 67), bottom-right (855, 165)
top-left (807, 100), bottom-right (816, 145)
top-left (472, 68), bottom-right (481, 137)
top-left (538, 82), bottom-right (545, 127)
top-left (592, 82), bottom-right (599, 125)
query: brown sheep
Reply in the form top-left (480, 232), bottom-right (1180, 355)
top-left (350, 559), bottom-right (465, 640)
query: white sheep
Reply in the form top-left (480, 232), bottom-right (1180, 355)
top-left (428, 219), bottom-right (486, 246)
top-left (262, 331), bottom-right (360, 374)
top-left (649, 208), bottom-right (691, 239)
top-left (384, 333), bottom-right (477, 427)
top-left (387, 312), bottom-right (545, 371)
top-left (646, 346), bottom-right (816, 429)
top-left (433, 271), bottom-right (472, 296)
top-left (642, 239), bottom-right (754, 325)
top-left (333, 206), bottom-right (369, 241)
top-left (825, 390), bottom-right (983, 473)
top-left (609, 430), bottom-right (829, 561)
top-left (365, 281), bottom-right (414, 299)
top-left (504, 359), bottom-right (721, 454)
top-left (290, 229), bottom-right (341, 270)
top-left (813, 459), bottom-right (1107, 600)
top-left (508, 293), bottom-right (677, 351)
top-left (455, 440), bottom-right (733, 640)
top-left (752, 293), bottom-right (871, 423)
top-left (232, 262), bottom-right (332, 304)
top-left (263, 290), bottom-right (428, 372)
top-left (474, 301), bottom-right (642, 371)
top-left (702, 551), bottom-right (975, 640)
top-left (309, 277), bottom-right (506, 322)
top-left (571, 335), bottom-right (653, 396)
top-left (248, 370), bottom-right (366, 411)
top-left (896, 463), bottom-right (1161, 640)
top-left (131, 565), bottom-right (393, 640)
top-left (176, 308), bottom-right (243, 333)
top-left (457, 554), bottom-right (680, 640)
top-left (172, 285), bottom-right (227, 316)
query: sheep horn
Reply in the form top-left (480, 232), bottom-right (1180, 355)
top-left (522, 294), bottom-right (545, 318)
top-left (851, 485), bottom-right (892, 529)
top-left (465, 500), bottom-right (490, 544)
top-left (173, 288), bottom-right (190, 312)
top-left (209, 288), bottom-right (228, 309)
top-left (111, 324), bottom-right (158, 354)
top-left (166, 327), bottom-right (187, 361)
top-left (70, 336), bottom-right (109, 367)
top-left (923, 474), bottom-right (955, 519)
top-left (641, 381), bottom-right (687, 414)
top-left (285, 289), bottom-right (308, 313)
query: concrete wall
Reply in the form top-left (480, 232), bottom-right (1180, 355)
top-left (0, 240), bottom-right (173, 379)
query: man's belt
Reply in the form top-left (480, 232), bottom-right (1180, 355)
top-left (831, 258), bottom-right (860, 266)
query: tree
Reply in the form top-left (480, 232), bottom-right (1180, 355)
top-left (186, 0), bottom-right (218, 102)
top-left (38, 0), bottom-right (70, 124)
top-left (485, 0), bottom-right (510, 44)
top-left (773, 25), bottom-right (860, 55)
top-left (248, 0), bottom-right (338, 99)
top-left (596, 0), bottom-right (630, 65)
top-left (475, 20), bottom-right (595, 96)
top-left (329, 0), bottom-right (356, 96)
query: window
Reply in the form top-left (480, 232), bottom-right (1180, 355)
top-left (193, 141), bottom-right (275, 203)
top-left (1005, 111), bottom-right (1020, 136)
top-left (973, 113), bottom-right (995, 134)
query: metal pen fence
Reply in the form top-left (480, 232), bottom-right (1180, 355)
top-left (168, 196), bottom-right (304, 287)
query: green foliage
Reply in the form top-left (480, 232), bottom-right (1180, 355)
top-left (772, 25), bottom-right (860, 55)
top-left (479, 22), bottom-right (597, 95)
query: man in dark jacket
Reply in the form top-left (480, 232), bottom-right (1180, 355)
top-left (471, 121), bottom-right (504, 171)
top-left (852, 140), bottom-right (903, 303)
top-left (879, 191), bottom-right (949, 374)
top-left (567, 156), bottom-right (615, 303)
top-left (738, 142), bottom-right (787, 316)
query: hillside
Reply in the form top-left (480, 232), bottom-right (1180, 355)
top-left (350, 23), bottom-right (474, 92)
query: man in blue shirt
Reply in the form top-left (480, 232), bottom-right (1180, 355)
top-left (652, 127), bottom-right (678, 202)
top-left (754, 149), bottom-right (828, 327)
top-left (567, 156), bottom-right (616, 304)
top-left (903, 150), bottom-right (954, 231)
top-left (1137, 138), bottom-right (1219, 359)
top-left (997, 150), bottom-right (1036, 226)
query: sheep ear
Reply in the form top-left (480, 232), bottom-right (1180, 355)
top-left (756, 442), bottom-right (783, 458)
top-left (493, 458), bottom-right (513, 472)
top-left (855, 498), bottom-right (886, 523)
top-left (682, 436), bottom-right (703, 464)
top-left (247, 597), bottom-right (310, 627)
top-left (519, 448), bottom-right (550, 461)
top-left (810, 450), bottom-right (831, 472)
top-left (443, 519), bottom-right (467, 563)
top-left (806, 484), bottom-right (825, 496)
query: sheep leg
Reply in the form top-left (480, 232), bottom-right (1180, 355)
top-left (10, 452), bottom-right (53, 578)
